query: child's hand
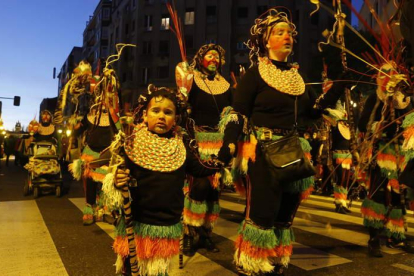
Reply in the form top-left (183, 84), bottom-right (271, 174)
top-left (115, 168), bottom-right (130, 188)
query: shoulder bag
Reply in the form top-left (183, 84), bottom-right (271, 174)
top-left (252, 97), bottom-right (316, 183)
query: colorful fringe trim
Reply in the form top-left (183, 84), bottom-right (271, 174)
top-left (333, 150), bottom-right (352, 170)
top-left (81, 146), bottom-right (108, 183)
top-left (82, 204), bottom-right (94, 222)
top-left (402, 113), bottom-right (414, 161)
top-left (333, 185), bottom-right (348, 207)
top-left (234, 220), bottom-right (294, 274)
top-left (183, 196), bottom-right (220, 228)
top-left (195, 131), bottom-right (224, 161)
top-left (360, 198), bottom-right (405, 240)
top-left (361, 198), bottom-right (386, 229)
top-left (113, 220), bottom-right (182, 276)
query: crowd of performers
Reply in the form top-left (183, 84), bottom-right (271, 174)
top-left (19, 2), bottom-right (414, 276)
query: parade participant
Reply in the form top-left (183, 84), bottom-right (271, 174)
top-left (34, 110), bottom-right (58, 143)
top-left (177, 44), bottom-right (232, 255)
top-left (110, 87), bottom-right (221, 276)
top-left (217, 8), bottom-right (346, 275)
top-left (70, 104), bottom-right (117, 225)
top-left (358, 62), bottom-right (414, 257)
top-left (323, 101), bottom-right (353, 213)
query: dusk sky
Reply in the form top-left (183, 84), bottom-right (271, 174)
top-left (0, 0), bottom-right (363, 131)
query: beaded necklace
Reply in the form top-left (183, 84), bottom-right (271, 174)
top-left (125, 125), bottom-right (186, 172)
top-left (38, 124), bottom-right (55, 135)
top-left (258, 57), bottom-right (305, 96)
top-left (193, 70), bottom-right (230, 95)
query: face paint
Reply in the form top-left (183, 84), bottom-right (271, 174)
top-left (202, 50), bottom-right (220, 73)
top-left (266, 22), bottom-right (294, 61)
top-left (376, 64), bottom-right (397, 93)
top-left (144, 96), bottom-right (177, 135)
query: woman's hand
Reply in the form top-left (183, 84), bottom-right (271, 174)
top-left (115, 168), bottom-right (130, 188)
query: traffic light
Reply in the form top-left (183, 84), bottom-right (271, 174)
top-left (13, 96), bottom-right (20, 106)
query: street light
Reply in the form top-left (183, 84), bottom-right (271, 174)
top-left (66, 129), bottom-right (72, 137)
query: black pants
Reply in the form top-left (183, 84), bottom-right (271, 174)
top-left (189, 177), bottom-right (219, 202)
top-left (248, 146), bottom-right (301, 229)
top-left (86, 178), bottom-right (100, 205)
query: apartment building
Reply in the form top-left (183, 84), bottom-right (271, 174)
top-left (104, 0), bottom-right (347, 106)
top-left (83, 0), bottom-right (112, 72)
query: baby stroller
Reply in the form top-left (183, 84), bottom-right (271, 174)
top-left (23, 141), bottom-right (63, 198)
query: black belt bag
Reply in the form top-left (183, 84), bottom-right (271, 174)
top-left (252, 97), bottom-right (316, 183)
top-left (260, 129), bottom-right (316, 183)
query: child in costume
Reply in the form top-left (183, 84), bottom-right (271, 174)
top-left (110, 87), bottom-right (221, 276)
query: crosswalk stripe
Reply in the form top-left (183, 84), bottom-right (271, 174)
top-left (392, 263), bottom-right (414, 273)
top-left (218, 199), bottom-right (353, 271)
top-left (220, 194), bottom-right (405, 255)
top-left (0, 200), bottom-right (68, 276)
top-left (303, 198), bottom-right (414, 225)
top-left (69, 198), bottom-right (237, 276)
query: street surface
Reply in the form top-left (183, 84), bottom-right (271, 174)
top-left (1, 157), bottom-right (414, 276)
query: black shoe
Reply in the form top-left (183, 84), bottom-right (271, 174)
top-left (335, 204), bottom-right (347, 214)
top-left (182, 235), bottom-right (195, 257)
top-left (388, 239), bottom-right (414, 254)
top-left (368, 239), bottom-right (383, 258)
top-left (198, 236), bottom-right (220, 252)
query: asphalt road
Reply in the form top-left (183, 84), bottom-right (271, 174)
top-left (1, 157), bottom-right (414, 276)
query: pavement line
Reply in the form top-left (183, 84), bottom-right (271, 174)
top-left (299, 205), bottom-right (414, 237)
top-left (220, 196), bottom-right (403, 255)
top-left (303, 198), bottom-right (414, 224)
top-left (0, 200), bottom-right (68, 276)
top-left (219, 200), bottom-right (353, 271)
top-left (392, 263), bottom-right (414, 273)
top-left (69, 198), bottom-right (237, 276)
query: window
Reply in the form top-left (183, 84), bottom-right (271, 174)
top-left (158, 66), bottom-right (169, 79)
top-left (238, 7), bottom-right (248, 18)
top-left (236, 42), bottom-right (248, 50)
top-left (116, 26), bottom-right (119, 39)
top-left (311, 13), bottom-right (319, 25)
top-left (159, 40), bottom-right (169, 54)
top-left (103, 8), bottom-right (110, 19)
top-left (144, 15), bottom-right (153, 31)
top-left (132, 0), bottom-right (136, 9)
top-left (206, 6), bottom-right (217, 23)
top-left (161, 15), bottom-right (170, 30)
top-left (142, 68), bottom-right (151, 84)
top-left (143, 41), bottom-right (152, 54)
top-left (125, 23), bottom-right (129, 35)
top-left (132, 20), bottom-right (135, 32)
top-left (101, 47), bottom-right (108, 57)
top-left (257, 5), bottom-right (268, 16)
top-left (102, 27), bottom-right (108, 39)
top-left (205, 38), bottom-right (216, 44)
top-left (185, 35), bottom-right (194, 49)
top-left (185, 8), bottom-right (195, 25)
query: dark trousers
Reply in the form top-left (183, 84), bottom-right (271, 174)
top-left (86, 178), bottom-right (100, 205)
top-left (189, 177), bottom-right (219, 202)
top-left (248, 147), bottom-right (301, 229)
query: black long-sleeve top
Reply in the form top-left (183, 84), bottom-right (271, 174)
top-left (233, 60), bottom-right (343, 130)
top-left (125, 143), bottom-right (219, 226)
top-left (188, 75), bottom-right (232, 128)
top-left (74, 115), bottom-right (116, 152)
